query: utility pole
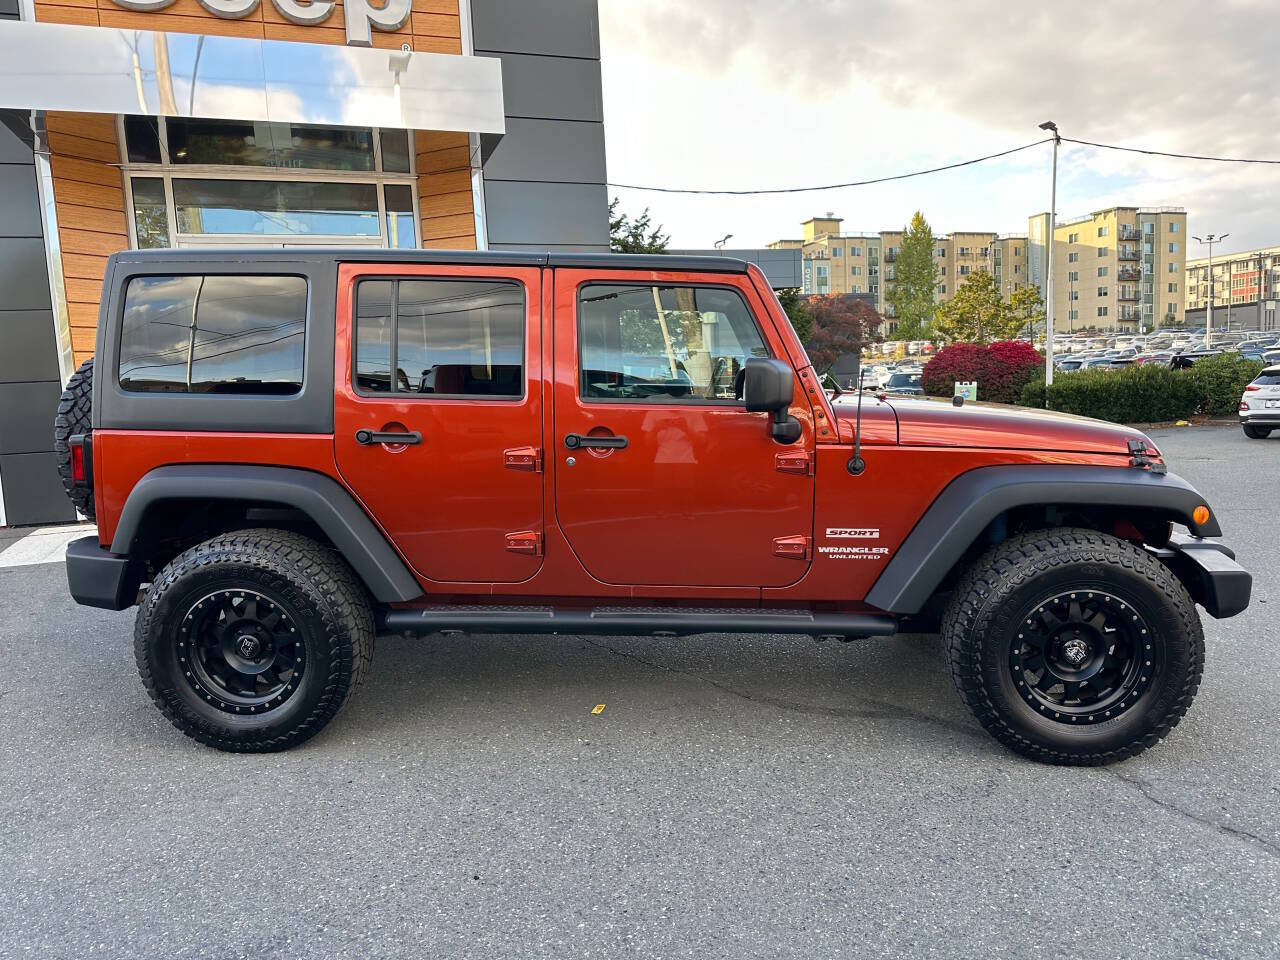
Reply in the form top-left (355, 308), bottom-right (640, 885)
top-left (1040, 121), bottom-right (1060, 387)
top-left (1192, 233), bottom-right (1227, 348)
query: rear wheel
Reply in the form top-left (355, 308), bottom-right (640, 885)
top-left (943, 528), bottom-right (1203, 765)
top-left (53, 357), bottom-right (95, 520)
top-left (134, 529), bottom-right (373, 752)
top-left (1243, 424), bottom-right (1271, 439)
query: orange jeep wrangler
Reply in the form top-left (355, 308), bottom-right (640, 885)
top-left (56, 250), bottom-right (1251, 762)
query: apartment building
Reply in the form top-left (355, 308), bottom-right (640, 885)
top-left (770, 208), bottom-right (1186, 333)
top-left (1184, 244), bottom-right (1280, 331)
top-left (770, 216), bottom-right (882, 299)
top-left (1041, 207), bottom-right (1187, 333)
top-left (771, 215), bottom-right (1029, 318)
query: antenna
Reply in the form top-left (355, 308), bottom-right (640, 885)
top-left (847, 364), bottom-right (867, 476)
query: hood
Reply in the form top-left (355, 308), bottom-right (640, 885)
top-left (834, 395), bottom-right (1152, 456)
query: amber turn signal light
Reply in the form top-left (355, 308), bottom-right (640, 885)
top-left (1193, 505), bottom-right (1211, 526)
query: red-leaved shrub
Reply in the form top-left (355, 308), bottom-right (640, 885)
top-left (921, 340), bottom-right (1044, 405)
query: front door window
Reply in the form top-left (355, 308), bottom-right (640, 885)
top-left (578, 284), bottom-right (770, 402)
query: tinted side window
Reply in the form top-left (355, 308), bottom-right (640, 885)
top-left (119, 275), bottom-right (306, 394)
top-left (355, 279), bottom-right (524, 397)
top-left (578, 284), bottom-right (769, 402)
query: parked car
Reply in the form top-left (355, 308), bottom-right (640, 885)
top-left (1240, 365), bottom-right (1280, 439)
top-left (55, 249), bottom-right (1250, 765)
top-left (882, 371), bottom-right (923, 395)
top-left (1056, 358), bottom-right (1085, 373)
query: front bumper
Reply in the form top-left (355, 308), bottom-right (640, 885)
top-left (66, 535), bottom-right (134, 610)
top-left (1150, 533), bottom-right (1252, 619)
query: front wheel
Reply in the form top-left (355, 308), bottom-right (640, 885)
top-left (1243, 424), bottom-right (1272, 439)
top-left (135, 529), bottom-right (374, 752)
top-left (943, 528), bottom-right (1204, 765)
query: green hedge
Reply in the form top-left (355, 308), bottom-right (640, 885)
top-left (1018, 354), bottom-right (1263, 423)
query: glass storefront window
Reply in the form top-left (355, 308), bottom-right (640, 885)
top-left (173, 179), bottom-right (380, 237)
top-left (384, 184), bottom-right (417, 249)
top-left (166, 119), bottom-right (377, 171)
top-left (379, 129), bottom-right (412, 174)
top-left (121, 118), bottom-right (428, 248)
top-left (130, 177), bottom-right (170, 249)
top-left (124, 117), bottom-right (162, 164)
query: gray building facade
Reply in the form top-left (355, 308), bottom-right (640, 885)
top-left (474, 0), bottom-right (609, 252)
top-left (668, 248), bottom-right (803, 290)
top-left (0, 103), bottom-right (76, 525)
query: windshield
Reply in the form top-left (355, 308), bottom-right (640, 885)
top-left (886, 373), bottom-right (920, 387)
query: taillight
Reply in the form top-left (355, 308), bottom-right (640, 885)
top-left (1245, 384), bottom-right (1260, 391)
top-left (70, 442), bottom-right (86, 484)
top-left (1240, 401), bottom-right (1250, 411)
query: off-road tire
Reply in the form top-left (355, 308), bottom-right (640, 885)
top-left (1242, 424), bottom-right (1271, 439)
top-left (135, 529), bottom-right (374, 752)
top-left (53, 356), bottom-right (95, 520)
top-left (943, 527), bottom-right (1204, 766)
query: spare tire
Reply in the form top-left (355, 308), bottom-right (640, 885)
top-left (53, 356), bottom-right (95, 520)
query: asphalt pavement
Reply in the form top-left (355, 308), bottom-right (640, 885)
top-left (1, 424), bottom-right (1277, 959)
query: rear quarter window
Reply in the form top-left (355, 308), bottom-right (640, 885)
top-left (119, 274), bottom-right (306, 394)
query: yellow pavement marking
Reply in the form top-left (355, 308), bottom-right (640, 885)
top-left (591, 703), bottom-right (606, 715)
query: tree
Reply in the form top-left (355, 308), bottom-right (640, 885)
top-left (609, 197), bottom-right (669, 253)
top-left (934, 269), bottom-right (1025, 344)
top-left (774, 287), bottom-right (814, 344)
top-left (885, 211), bottom-right (938, 340)
top-left (1009, 284), bottom-right (1046, 339)
top-left (804, 294), bottom-right (884, 372)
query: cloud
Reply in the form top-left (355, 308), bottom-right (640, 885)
top-left (599, 0), bottom-right (1280, 254)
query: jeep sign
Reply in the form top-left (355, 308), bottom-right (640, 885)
top-left (109, 0), bottom-right (412, 47)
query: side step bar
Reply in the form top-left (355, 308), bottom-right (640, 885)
top-left (382, 605), bottom-right (898, 639)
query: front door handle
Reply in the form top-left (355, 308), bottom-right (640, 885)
top-left (355, 429), bottom-right (423, 446)
top-left (564, 433), bottom-right (628, 450)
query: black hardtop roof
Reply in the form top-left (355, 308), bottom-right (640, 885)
top-left (107, 248), bottom-right (751, 275)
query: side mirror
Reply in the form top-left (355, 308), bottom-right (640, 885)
top-left (743, 358), bottom-right (794, 413)
top-left (743, 358), bottom-right (802, 445)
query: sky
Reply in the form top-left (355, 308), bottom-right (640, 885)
top-left (598, 0), bottom-right (1280, 259)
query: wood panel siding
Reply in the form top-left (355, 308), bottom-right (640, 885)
top-left (33, 1), bottom-right (476, 364)
top-left (415, 131), bottom-right (476, 248)
top-left (43, 111), bottom-right (126, 367)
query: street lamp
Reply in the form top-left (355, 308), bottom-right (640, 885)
top-left (1039, 121), bottom-right (1060, 388)
top-left (714, 233), bottom-right (733, 250)
top-left (1192, 232), bottom-right (1228, 347)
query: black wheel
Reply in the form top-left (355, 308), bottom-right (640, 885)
top-left (1243, 424), bottom-right (1271, 439)
top-left (53, 356), bottom-right (95, 520)
top-left (135, 529), bottom-right (374, 752)
top-left (943, 528), bottom-right (1204, 765)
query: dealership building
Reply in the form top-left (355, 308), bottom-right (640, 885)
top-left (0, 0), bottom-right (607, 525)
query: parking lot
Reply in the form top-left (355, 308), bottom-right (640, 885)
top-left (1, 425), bottom-right (1276, 959)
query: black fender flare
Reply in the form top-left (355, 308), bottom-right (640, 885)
top-left (865, 464), bottom-right (1222, 615)
top-left (110, 464), bottom-right (424, 603)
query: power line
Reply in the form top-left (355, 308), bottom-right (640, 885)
top-left (606, 138), bottom-right (1052, 195)
top-left (606, 134), bottom-right (1280, 197)
top-left (1061, 136), bottom-right (1280, 165)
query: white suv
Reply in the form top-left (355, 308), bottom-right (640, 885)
top-left (1240, 365), bottom-right (1280, 439)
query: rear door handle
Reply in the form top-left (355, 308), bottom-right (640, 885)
top-left (355, 429), bottom-right (423, 446)
top-left (564, 433), bottom-right (628, 450)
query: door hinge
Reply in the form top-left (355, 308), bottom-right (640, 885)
top-left (775, 450), bottom-right (813, 475)
top-left (504, 445), bottom-right (543, 473)
top-left (505, 530), bottom-right (543, 556)
top-left (772, 535), bottom-right (811, 560)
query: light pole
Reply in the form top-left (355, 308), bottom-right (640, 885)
top-left (714, 233), bottom-right (733, 250)
top-left (1040, 121), bottom-right (1060, 387)
top-left (1192, 233), bottom-right (1227, 347)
